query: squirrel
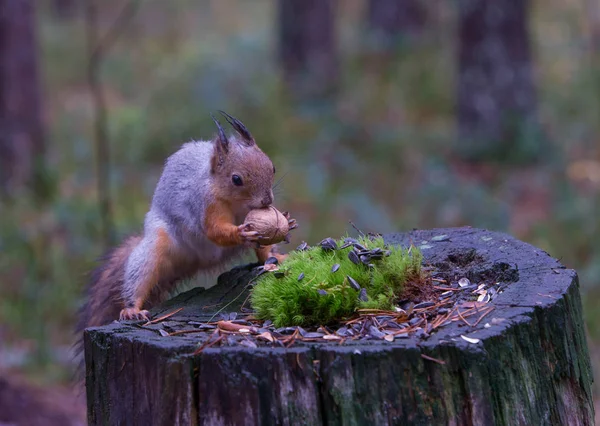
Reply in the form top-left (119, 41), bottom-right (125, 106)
top-left (77, 111), bottom-right (297, 333)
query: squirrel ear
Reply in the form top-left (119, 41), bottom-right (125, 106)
top-left (218, 110), bottom-right (255, 146)
top-left (210, 113), bottom-right (229, 169)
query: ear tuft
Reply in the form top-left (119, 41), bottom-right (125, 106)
top-left (218, 110), bottom-right (255, 146)
top-left (210, 113), bottom-right (229, 168)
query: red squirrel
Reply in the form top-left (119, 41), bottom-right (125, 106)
top-left (77, 111), bottom-right (297, 332)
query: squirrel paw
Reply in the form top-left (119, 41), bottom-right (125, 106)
top-left (238, 223), bottom-right (260, 246)
top-left (119, 307), bottom-right (150, 321)
top-left (281, 211), bottom-right (298, 231)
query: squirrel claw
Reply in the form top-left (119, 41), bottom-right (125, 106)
top-left (238, 224), bottom-right (260, 243)
top-left (119, 307), bottom-right (150, 321)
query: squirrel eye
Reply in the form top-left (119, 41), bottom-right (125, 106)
top-left (232, 174), bottom-right (243, 186)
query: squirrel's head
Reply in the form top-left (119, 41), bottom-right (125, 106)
top-left (210, 111), bottom-right (275, 211)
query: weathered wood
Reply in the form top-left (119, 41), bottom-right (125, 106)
top-left (84, 227), bottom-right (594, 425)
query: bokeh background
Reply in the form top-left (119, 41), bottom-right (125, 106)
top-left (1, 0), bottom-right (599, 423)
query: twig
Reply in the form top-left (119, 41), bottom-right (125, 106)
top-left (421, 354), bottom-right (446, 365)
top-left (192, 330), bottom-right (223, 355)
top-left (143, 307), bottom-right (183, 326)
top-left (473, 306), bottom-right (495, 326)
top-left (348, 220), bottom-right (365, 237)
top-left (456, 309), bottom-right (473, 327)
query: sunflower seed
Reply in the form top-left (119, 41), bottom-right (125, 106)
top-left (368, 326), bottom-right (386, 339)
top-left (360, 255), bottom-right (371, 264)
top-left (331, 263), bottom-right (340, 273)
top-left (296, 241), bottom-right (309, 251)
top-left (414, 301), bottom-right (435, 309)
top-left (319, 237), bottom-right (338, 251)
top-left (358, 288), bottom-right (368, 302)
top-left (340, 238), bottom-right (357, 249)
top-left (304, 332), bottom-right (325, 339)
top-left (409, 317), bottom-right (422, 326)
top-left (336, 326), bottom-right (350, 337)
top-left (297, 272), bottom-right (305, 281)
top-left (264, 256), bottom-right (278, 265)
top-left (239, 339), bottom-right (258, 348)
top-left (348, 250), bottom-right (361, 265)
top-left (347, 276), bottom-right (361, 291)
top-left (458, 277), bottom-right (471, 287)
top-left (318, 289), bottom-right (328, 296)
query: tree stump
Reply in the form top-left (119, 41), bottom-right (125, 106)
top-left (84, 227), bottom-right (594, 425)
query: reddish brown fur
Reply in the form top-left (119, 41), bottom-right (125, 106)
top-left (203, 201), bottom-right (243, 247)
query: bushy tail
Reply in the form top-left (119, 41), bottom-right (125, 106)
top-left (72, 236), bottom-right (141, 387)
top-left (76, 235), bottom-right (142, 337)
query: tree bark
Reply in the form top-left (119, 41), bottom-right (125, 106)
top-left (0, 0), bottom-right (45, 195)
top-left (457, 0), bottom-right (540, 162)
top-left (278, 0), bottom-right (338, 98)
top-left (84, 228), bottom-right (594, 425)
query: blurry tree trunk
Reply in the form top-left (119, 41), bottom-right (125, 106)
top-left (0, 0), bottom-right (45, 196)
top-left (51, 0), bottom-right (76, 19)
top-left (367, 0), bottom-right (426, 51)
top-left (278, 0), bottom-right (337, 98)
top-left (587, 0), bottom-right (600, 56)
top-left (457, 0), bottom-right (540, 163)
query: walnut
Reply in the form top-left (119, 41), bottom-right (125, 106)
top-left (243, 207), bottom-right (289, 245)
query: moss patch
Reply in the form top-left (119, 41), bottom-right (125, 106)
top-left (250, 236), bottom-right (425, 327)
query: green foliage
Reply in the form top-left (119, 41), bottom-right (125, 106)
top-left (250, 237), bottom-right (423, 327)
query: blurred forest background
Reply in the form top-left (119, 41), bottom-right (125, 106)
top-left (1, 0), bottom-right (600, 423)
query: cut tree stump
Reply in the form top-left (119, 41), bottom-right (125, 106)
top-left (84, 227), bottom-right (594, 425)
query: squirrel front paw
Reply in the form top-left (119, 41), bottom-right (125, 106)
top-left (238, 223), bottom-right (260, 247)
top-left (119, 307), bottom-right (150, 321)
top-left (281, 211), bottom-right (298, 231)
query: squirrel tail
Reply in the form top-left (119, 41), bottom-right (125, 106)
top-left (73, 235), bottom-right (141, 384)
top-left (76, 235), bottom-right (142, 336)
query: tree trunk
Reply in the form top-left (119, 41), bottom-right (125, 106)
top-left (457, 0), bottom-right (540, 163)
top-left (278, 0), bottom-right (337, 98)
top-left (366, 0), bottom-right (426, 51)
top-left (84, 228), bottom-right (594, 425)
top-left (51, 0), bottom-right (77, 19)
top-left (0, 0), bottom-right (45, 196)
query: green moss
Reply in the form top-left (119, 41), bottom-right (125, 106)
top-left (250, 236), bottom-right (424, 327)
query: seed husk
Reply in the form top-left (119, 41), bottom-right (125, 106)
top-left (358, 288), bottom-right (368, 302)
top-left (296, 241), bottom-right (309, 251)
top-left (319, 237), bottom-right (338, 251)
top-left (348, 250), bottom-right (361, 265)
top-left (347, 276), bottom-right (361, 291)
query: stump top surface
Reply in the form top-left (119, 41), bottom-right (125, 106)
top-left (86, 227), bottom-right (576, 355)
